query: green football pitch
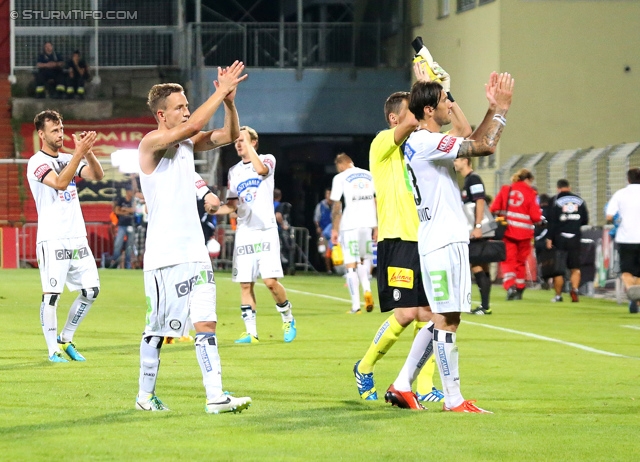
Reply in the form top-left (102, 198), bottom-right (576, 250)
top-left (1, 269), bottom-right (638, 461)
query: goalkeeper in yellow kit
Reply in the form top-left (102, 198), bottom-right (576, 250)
top-left (353, 59), bottom-right (471, 405)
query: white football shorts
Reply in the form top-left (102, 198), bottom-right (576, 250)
top-left (232, 227), bottom-right (283, 282)
top-left (37, 237), bottom-right (100, 293)
top-left (143, 261), bottom-right (216, 337)
top-left (340, 227), bottom-right (374, 265)
top-left (420, 242), bottom-right (472, 314)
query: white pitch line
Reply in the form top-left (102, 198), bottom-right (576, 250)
top-left (464, 320), bottom-right (639, 360)
top-left (621, 325), bottom-right (640, 331)
top-left (220, 280), bottom-right (638, 359)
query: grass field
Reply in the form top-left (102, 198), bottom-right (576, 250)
top-left (1, 268), bottom-right (639, 461)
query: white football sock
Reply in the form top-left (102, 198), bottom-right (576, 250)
top-left (275, 300), bottom-right (293, 322)
top-left (60, 293), bottom-right (94, 343)
top-left (393, 322), bottom-right (434, 392)
top-left (346, 269), bottom-right (360, 311)
top-left (240, 305), bottom-right (258, 338)
top-left (138, 335), bottom-right (162, 399)
top-left (40, 294), bottom-right (60, 356)
top-left (433, 329), bottom-right (464, 409)
top-left (195, 332), bottom-right (224, 402)
top-left (357, 262), bottom-right (372, 292)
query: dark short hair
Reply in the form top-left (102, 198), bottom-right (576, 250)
top-left (274, 188), bottom-right (282, 200)
top-left (557, 179), bottom-right (570, 189)
top-left (408, 81), bottom-right (444, 121)
top-left (628, 167), bottom-right (640, 184)
top-left (383, 91), bottom-right (409, 127)
top-left (539, 193), bottom-right (551, 205)
top-left (147, 83), bottom-right (184, 120)
top-left (34, 109), bottom-right (63, 131)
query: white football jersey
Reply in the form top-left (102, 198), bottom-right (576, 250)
top-left (330, 166), bottom-right (377, 231)
top-left (27, 151), bottom-right (88, 243)
top-left (140, 139), bottom-right (209, 270)
top-left (403, 130), bottom-right (469, 255)
top-left (226, 154), bottom-right (278, 231)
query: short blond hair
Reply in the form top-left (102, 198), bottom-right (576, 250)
top-left (334, 152), bottom-right (353, 166)
top-left (147, 83), bottom-right (184, 120)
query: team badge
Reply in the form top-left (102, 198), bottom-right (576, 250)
top-left (393, 289), bottom-right (401, 301)
top-left (169, 319), bottom-right (182, 331)
top-left (50, 278), bottom-right (57, 287)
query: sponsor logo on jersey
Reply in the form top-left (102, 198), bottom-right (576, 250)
top-left (237, 178), bottom-right (262, 195)
top-left (236, 242), bottom-right (272, 256)
top-left (353, 194), bottom-right (374, 201)
top-left (58, 189), bottom-right (77, 202)
top-left (263, 157), bottom-right (275, 171)
top-left (437, 135), bottom-right (455, 153)
top-left (34, 164), bottom-right (51, 181)
top-left (346, 172), bottom-right (372, 182)
top-left (175, 270), bottom-right (215, 298)
top-left (55, 246), bottom-right (89, 260)
top-left (195, 179), bottom-right (206, 189)
top-left (388, 267), bottom-right (414, 289)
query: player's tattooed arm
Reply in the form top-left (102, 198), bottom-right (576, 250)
top-left (456, 119), bottom-right (505, 158)
top-left (457, 72), bottom-right (513, 159)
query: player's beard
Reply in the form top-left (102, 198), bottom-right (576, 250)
top-left (45, 136), bottom-right (63, 153)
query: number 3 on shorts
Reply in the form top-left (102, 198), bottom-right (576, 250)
top-left (429, 270), bottom-right (450, 302)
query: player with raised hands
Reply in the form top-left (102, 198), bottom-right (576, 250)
top-left (384, 72), bottom-right (514, 413)
top-left (135, 60), bottom-right (252, 414)
top-left (27, 110), bottom-right (102, 363)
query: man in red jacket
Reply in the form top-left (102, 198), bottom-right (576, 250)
top-left (491, 168), bottom-right (542, 300)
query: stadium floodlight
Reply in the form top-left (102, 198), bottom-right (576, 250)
top-left (110, 149), bottom-right (140, 174)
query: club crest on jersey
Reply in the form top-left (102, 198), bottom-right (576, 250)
top-left (403, 143), bottom-right (417, 161)
top-left (437, 135), bottom-right (455, 153)
top-left (58, 189), bottom-right (77, 202)
top-left (175, 270), bottom-right (215, 298)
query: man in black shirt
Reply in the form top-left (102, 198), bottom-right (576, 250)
top-left (65, 50), bottom-right (91, 99)
top-left (546, 179), bottom-right (589, 302)
top-left (454, 157), bottom-right (492, 315)
top-left (35, 42), bottom-right (66, 99)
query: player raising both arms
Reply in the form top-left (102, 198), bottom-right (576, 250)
top-left (135, 61), bottom-right (251, 414)
top-left (27, 110), bottom-right (102, 363)
top-left (386, 72), bottom-right (514, 413)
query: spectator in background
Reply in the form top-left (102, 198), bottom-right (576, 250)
top-left (35, 42), bottom-right (66, 99)
top-left (491, 168), bottom-right (542, 300)
top-left (534, 193), bottom-right (552, 289)
top-left (65, 50), bottom-right (91, 99)
top-left (606, 167), bottom-right (640, 313)
top-left (134, 189), bottom-right (148, 269)
top-left (111, 185), bottom-right (136, 269)
top-left (314, 188), bottom-right (333, 274)
top-left (274, 189), bottom-right (293, 273)
top-left (546, 179), bottom-right (589, 303)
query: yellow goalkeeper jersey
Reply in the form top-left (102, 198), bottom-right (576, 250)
top-left (369, 127), bottom-right (419, 242)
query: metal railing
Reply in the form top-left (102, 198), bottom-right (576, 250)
top-left (18, 222), bottom-right (113, 267)
top-left (190, 22), bottom-right (387, 69)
